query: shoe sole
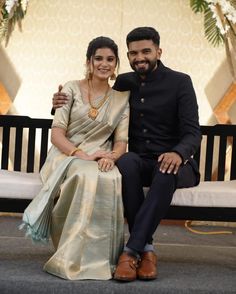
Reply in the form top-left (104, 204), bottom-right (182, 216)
top-left (113, 276), bottom-right (136, 282)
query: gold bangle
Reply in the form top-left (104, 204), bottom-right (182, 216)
top-left (69, 148), bottom-right (82, 156)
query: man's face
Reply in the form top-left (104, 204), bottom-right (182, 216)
top-left (127, 40), bottom-right (162, 76)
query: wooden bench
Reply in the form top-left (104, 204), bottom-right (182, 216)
top-left (0, 115), bottom-right (236, 221)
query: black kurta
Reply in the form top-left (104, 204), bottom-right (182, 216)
top-left (113, 61), bottom-right (201, 163)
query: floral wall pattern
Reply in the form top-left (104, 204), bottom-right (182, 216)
top-left (0, 0), bottom-right (230, 124)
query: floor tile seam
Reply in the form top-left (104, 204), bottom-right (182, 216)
top-left (0, 236), bottom-right (235, 250)
top-left (154, 242), bottom-right (236, 249)
top-left (0, 236), bottom-right (27, 240)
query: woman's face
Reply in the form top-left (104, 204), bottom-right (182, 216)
top-left (88, 48), bottom-right (117, 80)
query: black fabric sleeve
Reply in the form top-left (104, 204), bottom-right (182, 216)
top-left (171, 75), bottom-right (202, 162)
top-left (113, 73), bottom-right (138, 92)
top-left (51, 108), bottom-right (55, 115)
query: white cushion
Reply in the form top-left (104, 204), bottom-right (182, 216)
top-left (1, 169), bottom-right (236, 207)
top-left (0, 170), bottom-right (42, 199)
top-left (144, 180), bottom-right (236, 208)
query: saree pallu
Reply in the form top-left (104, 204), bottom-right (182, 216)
top-left (22, 81), bottom-right (130, 280)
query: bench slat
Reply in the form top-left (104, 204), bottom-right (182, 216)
top-left (230, 136), bottom-right (236, 180)
top-left (218, 135), bottom-right (227, 181)
top-left (204, 134), bottom-right (214, 181)
top-left (40, 128), bottom-right (50, 170)
top-left (27, 127), bottom-right (36, 172)
top-left (1, 126), bottom-right (10, 169)
top-left (14, 126), bottom-right (23, 171)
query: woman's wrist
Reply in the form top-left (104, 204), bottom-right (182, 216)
top-left (68, 147), bottom-right (83, 156)
top-left (109, 150), bottom-right (119, 161)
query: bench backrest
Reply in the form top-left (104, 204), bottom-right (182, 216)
top-left (197, 125), bottom-right (236, 181)
top-left (0, 115), bottom-right (52, 172)
top-left (0, 115), bottom-right (236, 180)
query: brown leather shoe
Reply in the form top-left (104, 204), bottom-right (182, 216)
top-left (137, 251), bottom-right (158, 280)
top-left (113, 252), bottom-right (139, 282)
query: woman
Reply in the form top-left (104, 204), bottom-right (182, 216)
top-left (22, 36), bottom-right (130, 280)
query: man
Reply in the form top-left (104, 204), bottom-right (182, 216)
top-left (52, 27), bottom-right (201, 282)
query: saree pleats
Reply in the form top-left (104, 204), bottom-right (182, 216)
top-left (44, 160), bottom-right (124, 280)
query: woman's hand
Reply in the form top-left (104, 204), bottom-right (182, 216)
top-left (74, 149), bottom-right (110, 161)
top-left (92, 150), bottom-right (110, 160)
top-left (98, 157), bottom-right (115, 172)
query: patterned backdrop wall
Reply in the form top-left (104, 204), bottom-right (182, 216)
top-left (0, 0), bottom-right (231, 124)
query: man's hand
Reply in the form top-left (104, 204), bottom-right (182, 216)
top-left (158, 152), bottom-right (182, 175)
top-left (52, 85), bottom-right (69, 109)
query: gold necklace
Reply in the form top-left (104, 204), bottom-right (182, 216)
top-left (87, 80), bottom-right (110, 120)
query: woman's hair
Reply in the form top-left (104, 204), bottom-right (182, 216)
top-left (86, 36), bottom-right (119, 67)
top-left (126, 27), bottom-right (160, 47)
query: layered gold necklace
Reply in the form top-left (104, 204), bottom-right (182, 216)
top-left (87, 79), bottom-right (110, 120)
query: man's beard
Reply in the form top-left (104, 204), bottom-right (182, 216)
top-left (130, 59), bottom-right (157, 75)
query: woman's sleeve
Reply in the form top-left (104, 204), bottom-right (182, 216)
top-left (52, 81), bottom-right (74, 130)
top-left (113, 102), bottom-right (130, 143)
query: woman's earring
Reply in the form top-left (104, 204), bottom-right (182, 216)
top-left (85, 67), bottom-right (92, 80)
top-left (110, 73), bottom-right (116, 80)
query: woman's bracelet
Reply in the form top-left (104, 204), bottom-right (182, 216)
top-left (69, 147), bottom-right (82, 156)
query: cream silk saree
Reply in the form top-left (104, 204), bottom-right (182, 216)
top-left (22, 80), bottom-right (130, 280)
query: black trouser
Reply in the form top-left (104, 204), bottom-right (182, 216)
top-left (116, 152), bottom-right (198, 253)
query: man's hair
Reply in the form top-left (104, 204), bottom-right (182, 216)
top-left (126, 27), bottom-right (160, 47)
top-left (86, 36), bottom-right (119, 66)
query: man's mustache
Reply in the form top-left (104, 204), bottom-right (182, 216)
top-left (134, 61), bottom-right (149, 65)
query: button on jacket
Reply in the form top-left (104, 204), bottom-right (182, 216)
top-left (113, 61), bottom-right (202, 164)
